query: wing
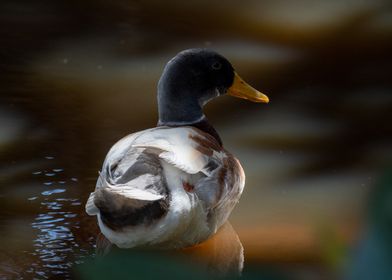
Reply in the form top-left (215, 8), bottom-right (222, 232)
top-left (131, 126), bottom-right (225, 175)
top-left (130, 126), bottom-right (245, 212)
top-left (97, 126), bottom-right (218, 182)
top-left (89, 126), bottom-right (244, 216)
top-left (86, 129), bottom-right (166, 216)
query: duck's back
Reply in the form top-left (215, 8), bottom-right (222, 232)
top-left (85, 126), bottom-right (245, 248)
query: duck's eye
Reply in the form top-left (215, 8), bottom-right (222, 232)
top-left (211, 62), bottom-right (222, 70)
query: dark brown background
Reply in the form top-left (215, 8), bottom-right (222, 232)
top-left (0, 0), bottom-right (391, 279)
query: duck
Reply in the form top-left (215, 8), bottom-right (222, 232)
top-left (85, 48), bottom-right (269, 249)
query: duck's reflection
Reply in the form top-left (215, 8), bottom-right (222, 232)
top-left (93, 222), bottom-right (243, 278)
top-left (180, 222), bottom-right (244, 276)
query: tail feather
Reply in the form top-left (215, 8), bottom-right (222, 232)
top-left (104, 183), bottom-right (164, 201)
top-left (85, 177), bottom-right (169, 230)
top-left (86, 192), bottom-right (99, 216)
top-left (86, 173), bottom-right (164, 216)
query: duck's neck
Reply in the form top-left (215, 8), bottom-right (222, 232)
top-left (157, 93), bottom-right (222, 146)
top-left (157, 92), bottom-right (204, 126)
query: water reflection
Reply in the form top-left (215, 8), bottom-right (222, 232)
top-left (30, 198), bottom-right (82, 278)
top-left (89, 222), bottom-right (243, 279)
top-left (181, 222), bottom-right (244, 277)
top-left (11, 160), bottom-right (94, 279)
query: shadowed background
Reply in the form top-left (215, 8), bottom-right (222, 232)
top-left (0, 0), bottom-right (391, 279)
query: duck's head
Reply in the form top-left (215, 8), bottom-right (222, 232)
top-left (157, 48), bottom-right (269, 126)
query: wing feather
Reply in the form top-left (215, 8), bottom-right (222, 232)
top-left (131, 127), bottom-right (222, 175)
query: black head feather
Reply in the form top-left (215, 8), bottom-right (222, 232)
top-left (157, 49), bottom-right (234, 126)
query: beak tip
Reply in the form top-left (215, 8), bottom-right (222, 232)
top-left (258, 94), bottom-right (269, 104)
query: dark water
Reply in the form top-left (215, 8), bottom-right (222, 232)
top-left (1, 0), bottom-right (392, 279)
top-left (0, 154), bottom-right (96, 278)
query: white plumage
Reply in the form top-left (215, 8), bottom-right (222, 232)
top-left (86, 126), bottom-right (245, 249)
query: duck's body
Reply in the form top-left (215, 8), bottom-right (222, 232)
top-left (87, 125), bottom-right (244, 248)
top-left (85, 49), bottom-right (268, 249)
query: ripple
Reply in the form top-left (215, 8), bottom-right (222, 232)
top-left (52, 168), bottom-right (64, 173)
top-left (36, 215), bottom-right (54, 221)
top-left (64, 213), bottom-right (77, 218)
top-left (41, 189), bottom-right (66, 196)
top-left (29, 197), bottom-right (85, 279)
top-left (32, 217), bottom-right (64, 226)
top-left (42, 201), bottom-right (63, 210)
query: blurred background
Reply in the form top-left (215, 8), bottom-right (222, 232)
top-left (1, 0), bottom-right (392, 279)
